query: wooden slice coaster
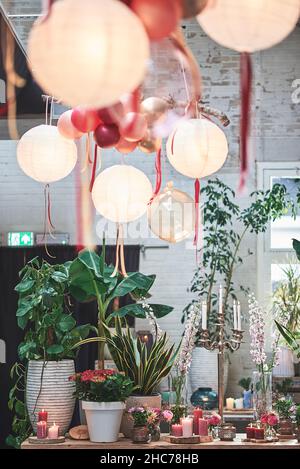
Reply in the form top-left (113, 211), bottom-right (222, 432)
top-left (28, 436), bottom-right (65, 445)
top-left (164, 435), bottom-right (200, 444)
top-left (276, 434), bottom-right (296, 440)
top-left (249, 438), bottom-right (279, 443)
top-left (69, 425), bottom-right (89, 440)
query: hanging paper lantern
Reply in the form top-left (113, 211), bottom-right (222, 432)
top-left (115, 137), bottom-right (138, 154)
top-left (197, 0), bottom-right (300, 52)
top-left (94, 124), bottom-right (120, 148)
top-left (140, 97), bottom-right (168, 126)
top-left (92, 165), bottom-right (152, 223)
top-left (120, 112), bottom-right (148, 142)
top-left (148, 181), bottom-right (195, 243)
top-left (166, 118), bottom-right (228, 178)
top-left (17, 125), bottom-right (77, 183)
top-left (131, 0), bottom-right (181, 41)
top-left (28, 0), bottom-right (150, 108)
top-left (71, 108), bottom-right (101, 133)
top-left (57, 110), bottom-right (84, 140)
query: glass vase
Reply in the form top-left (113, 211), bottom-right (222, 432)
top-left (252, 371), bottom-right (272, 420)
top-left (150, 424), bottom-right (161, 442)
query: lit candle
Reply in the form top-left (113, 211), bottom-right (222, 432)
top-left (171, 424), bottom-right (183, 437)
top-left (233, 300), bottom-right (237, 330)
top-left (246, 424), bottom-right (256, 439)
top-left (182, 417), bottom-right (193, 437)
top-left (48, 422), bottom-right (59, 439)
top-left (254, 427), bottom-right (265, 440)
top-left (237, 301), bottom-right (242, 330)
top-left (193, 408), bottom-right (203, 435)
top-left (218, 284), bottom-right (223, 315)
top-left (37, 420), bottom-right (47, 439)
top-left (234, 398), bottom-right (244, 410)
top-left (38, 409), bottom-right (48, 422)
top-left (202, 300), bottom-right (207, 330)
top-left (226, 397), bottom-right (235, 410)
top-left (198, 418), bottom-right (208, 436)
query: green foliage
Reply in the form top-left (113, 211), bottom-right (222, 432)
top-left (238, 377), bottom-right (251, 391)
top-left (273, 263), bottom-right (300, 334)
top-left (293, 239), bottom-right (300, 261)
top-left (72, 371), bottom-right (134, 403)
top-left (274, 398), bottom-right (295, 419)
top-left (170, 405), bottom-right (187, 424)
top-left (16, 257), bottom-right (94, 361)
top-left (183, 179), bottom-right (298, 339)
top-left (275, 321), bottom-right (300, 358)
top-left (274, 378), bottom-right (293, 397)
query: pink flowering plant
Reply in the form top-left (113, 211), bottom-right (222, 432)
top-left (128, 406), bottom-right (173, 429)
top-left (274, 398), bottom-right (296, 421)
top-left (69, 369), bottom-right (134, 402)
top-left (207, 412), bottom-right (222, 427)
top-left (260, 412), bottom-right (279, 427)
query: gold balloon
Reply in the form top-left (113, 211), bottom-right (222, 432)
top-left (138, 130), bottom-right (161, 154)
top-left (179, 0), bottom-right (208, 18)
top-left (148, 181), bottom-right (195, 243)
top-left (140, 97), bottom-right (168, 126)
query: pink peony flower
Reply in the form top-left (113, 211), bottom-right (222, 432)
top-left (208, 413), bottom-right (221, 426)
top-left (162, 410), bottom-right (173, 422)
top-left (267, 413), bottom-right (279, 426)
top-left (260, 413), bottom-right (269, 424)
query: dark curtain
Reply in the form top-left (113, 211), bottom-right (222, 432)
top-left (0, 245), bottom-right (140, 448)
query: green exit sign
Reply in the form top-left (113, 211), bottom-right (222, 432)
top-left (8, 232), bottom-right (34, 247)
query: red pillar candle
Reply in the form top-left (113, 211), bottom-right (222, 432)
top-left (37, 420), bottom-right (47, 439)
top-left (246, 425), bottom-right (256, 439)
top-left (193, 408), bottom-right (203, 435)
top-left (254, 427), bottom-right (265, 440)
top-left (38, 409), bottom-right (48, 422)
top-left (171, 424), bottom-right (183, 437)
top-left (198, 418), bottom-right (208, 436)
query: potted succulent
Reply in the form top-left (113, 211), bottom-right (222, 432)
top-left (70, 369), bottom-right (134, 442)
top-left (274, 398), bottom-right (296, 435)
top-left (238, 377), bottom-right (252, 409)
top-left (14, 257), bottom-right (94, 436)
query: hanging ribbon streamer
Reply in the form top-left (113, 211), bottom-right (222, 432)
top-left (42, 0), bottom-right (55, 22)
top-left (42, 184), bottom-right (56, 258)
top-left (238, 52), bottom-right (252, 193)
top-left (149, 146), bottom-right (162, 205)
top-left (89, 144), bottom-right (98, 192)
top-left (193, 178), bottom-right (200, 248)
top-left (111, 224), bottom-right (128, 278)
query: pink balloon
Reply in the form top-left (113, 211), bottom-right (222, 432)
top-left (94, 124), bottom-right (120, 148)
top-left (71, 108), bottom-right (101, 133)
top-left (120, 112), bottom-right (148, 142)
top-left (97, 102), bottom-right (125, 125)
top-left (115, 137), bottom-right (137, 154)
top-left (57, 110), bottom-right (83, 139)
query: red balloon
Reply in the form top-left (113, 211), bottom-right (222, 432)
top-left (131, 0), bottom-right (181, 41)
top-left (71, 108), bottom-right (101, 133)
top-left (115, 137), bottom-right (137, 154)
top-left (97, 102), bottom-right (125, 125)
top-left (57, 110), bottom-right (83, 139)
top-left (94, 124), bottom-right (120, 148)
top-left (120, 112), bottom-right (148, 142)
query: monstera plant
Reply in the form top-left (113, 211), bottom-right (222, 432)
top-left (68, 245), bottom-right (173, 367)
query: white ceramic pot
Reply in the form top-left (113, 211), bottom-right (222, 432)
top-left (26, 360), bottom-right (75, 435)
top-left (121, 394), bottom-right (161, 438)
top-left (272, 346), bottom-right (295, 378)
top-left (82, 401), bottom-right (125, 442)
top-left (189, 348), bottom-right (229, 402)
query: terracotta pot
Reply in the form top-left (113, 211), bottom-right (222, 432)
top-left (132, 426), bottom-right (150, 443)
top-left (278, 418), bottom-right (294, 435)
top-left (121, 394), bottom-right (161, 438)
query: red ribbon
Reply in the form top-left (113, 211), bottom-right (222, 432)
top-left (194, 178), bottom-right (200, 247)
top-left (75, 158), bottom-right (84, 252)
top-left (89, 144), bottom-right (98, 192)
top-left (239, 52), bottom-right (252, 192)
top-left (149, 147), bottom-right (162, 205)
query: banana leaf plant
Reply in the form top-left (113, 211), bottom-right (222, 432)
top-left (68, 245), bottom-right (173, 367)
top-left (275, 321), bottom-right (300, 358)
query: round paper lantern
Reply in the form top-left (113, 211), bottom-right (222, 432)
top-left (57, 110), bottom-right (84, 139)
top-left (71, 108), bottom-right (101, 133)
top-left (115, 137), bottom-right (137, 154)
top-left (166, 118), bottom-right (228, 178)
top-left (17, 125), bottom-right (77, 183)
top-left (141, 97), bottom-right (168, 126)
top-left (148, 181), bottom-right (195, 243)
top-left (92, 165), bottom-right (152, 223)
top-left (28, 0), bottom-right (150, 108)
top-left (197, 0), bottom-right (300, 53)
top-left (94, 124), bottom-right (120, 148)
top-left (120, 112), bottom-right (147, 142)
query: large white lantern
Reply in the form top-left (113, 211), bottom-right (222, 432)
top-left (166, 118), bottom-right (228, 179)
top-left (197, 0), bottom-right (300, 52)
top-left (92, 165), bottom-right (153, 223)
top-left (17, 125), bottom-right (77, 183)
top-left (28, 0), bottom-right (150, 108)
top-left (148, 182), bottom-right (195, 243)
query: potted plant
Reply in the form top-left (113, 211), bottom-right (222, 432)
top-left (238, 377), bottom-right (252, 409)
top-left (15, 257), bottom-right (93, 436)
top-left (128, 407), bottom-right (151, 443)
top-left (274, 398), bottom-right (296, 435)
top-left (70, 369), bottom-right (133, 442)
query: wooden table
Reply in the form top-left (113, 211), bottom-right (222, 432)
top-left (21, 434), bottom-right (300, 450)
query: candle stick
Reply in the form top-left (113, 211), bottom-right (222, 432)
top-left (37, 420), bottom-right (47, 439)
top-left (234, 398), bottom-right (243, 410)
top-left (233, 300), bottom-right (237, 330)
top-left (226, 397), bottom-right (235, 410)
top-left (48, 422), bottom-right (59, 439)
top-left (218, 284), bottom-right (223, 315)
top-left (237, 301), bottom-right (241, 330)
top-left (202, 301), bottom-right (207, 330)
top-left (182, 417), bottom-right (193, 437)
top-left (193, 407), bottom-right (203, 435)
top-left (198, 418), bottom-right (208, 436)
top-left (171, 424), bottom-right (183, 437)
top-left (38, 409), bottom-right (48, 422)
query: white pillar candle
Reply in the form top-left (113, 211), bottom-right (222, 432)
top-left (182, 417), bottom-right (193, 437)
top-left (226, 397), bottom-right (235, 410)
top-left (48, 422), bottom-right (59, 439)
top-left (233, 300), bottom-right (237, 330)
top-left (218, 284), bottom-right (223, 315)
top-left (235, 398), bottom-right (244, 410)
top-left (237, 301), bottom-right (242, 330)
top-left (202, 300), bottom-right (207, 330)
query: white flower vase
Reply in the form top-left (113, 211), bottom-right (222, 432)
top-left (82, 401), bottom-right (125, 442)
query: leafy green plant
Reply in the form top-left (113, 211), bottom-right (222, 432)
top-left (274, 398), bottom-right (295, 420)
top-left (238, 377), bottom-right (252, 391)
top-left (273, 263), bottom-right (300, 334)
top-left (68, 246), bottom-right (173, 367)
top-left (275, 321), bottom-right (300, 358)
top-left (183, 179), bottom-right (298, 340)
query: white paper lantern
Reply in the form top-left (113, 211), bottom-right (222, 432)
top-left (148, 182), bottom-right (195, 243)
top-left (166, 118), bottom-right (228, 179)
top-left (28, 0), bottom-right (150, 108)
top-left (197, 0), bottom-right (300, 53)
top-left (92, 165), bottom-right (153, 223)
top-left (17, 125), bottom-right (77, 183)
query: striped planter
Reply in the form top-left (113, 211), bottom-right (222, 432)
top-left (26, 360), bottom-right (75, 435)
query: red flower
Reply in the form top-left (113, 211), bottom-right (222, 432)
top-left (267, 413), bottom-right (279, 426)
top-left (260, 413), bottom-right (268, 424)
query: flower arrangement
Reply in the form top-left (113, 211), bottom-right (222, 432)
top-left (261, 412), bottom-right (279, 427)
top-left (69, 369), bottom-right (134, 402)
top-left (207, 412), bottom-right (222, 427)
top-left (274, 398), bottom-right (296, 421)
top-left (128, 406), bottom-right (173, 428)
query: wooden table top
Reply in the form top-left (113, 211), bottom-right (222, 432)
top-left (21, 434), bottom-right (300, 450)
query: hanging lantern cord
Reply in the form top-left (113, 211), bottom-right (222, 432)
top-left (194, 178), bottom-right (200, 251)
top-left (42, 183), bottom-right (56, 258)
top-left (111, 224), bottom-right (128, 278)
